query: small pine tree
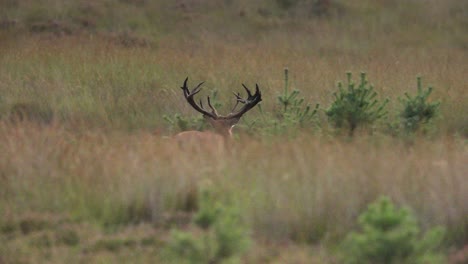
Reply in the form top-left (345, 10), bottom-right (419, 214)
top-left (341, 196), bottom-right (446, 264)
top-left (277, 68), bottom-right (319, 128)
top-left (164, 188), bottom-right (251, 264)
top-left (214, 205), bottom-right (250, 260)
top-left (165, 231), bottom-right (205, 264)
top-left (193, 188), bottom-right (222, 230)
top-left (326, 72), bottom-right (388, 136)
top-left (399, 77), bottom-right (440, 133)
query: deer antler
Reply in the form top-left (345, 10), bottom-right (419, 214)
top-left (226, 84), bottom-right (262, 119)
top-left (181, 78), bottom-right (262, 120)
top-left (180, 77), bottom-right (218, 119)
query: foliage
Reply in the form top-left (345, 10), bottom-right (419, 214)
top-left (275, 0), bottom-right (301, 10)
top-left (164, 188), bottom-right (251, 264)
top-left (277, 68), bottom-right (319, 127)
top-left (341, 196), bottom-right (446, 264)
top-left (193, 189), bottom-right (222, 230)
top-left (262, 68), bottom-right (319, 136)
top-left (165, 231), bottom-right (205, 264)
top-left (326, 72), bottom-right (388, 136)
top-left (399, 77), bottom-right (440, 133)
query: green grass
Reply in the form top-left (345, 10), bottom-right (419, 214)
top-left (1, 0), bottom-right (467, 263)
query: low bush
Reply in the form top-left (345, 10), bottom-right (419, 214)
top-left (326, 72), bottom-right (388, 136)
top-left (399, 77), bottom-right (440, 134)
top-left (341, 196), bottom-right (446, 264)
top-left (277, 68), bottom-right (319, 128)
top-left (259, 68), bottom-right (319, 136)
top-left (164, 188), bottom-right (251, 264)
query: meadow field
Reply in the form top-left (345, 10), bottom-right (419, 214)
top-left (1, 1), bottom-right (467, 263)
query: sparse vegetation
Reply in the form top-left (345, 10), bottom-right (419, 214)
top-left (0, 0), bottom-right (467, 263)
top-left (275, 68), bottom-right (319, 130)
top-left (164, 113), bottom-right (207, 134)
top-left (340, 196), bottom-right (446, 264)
top-left (164, 188), bottom-right (251, 263)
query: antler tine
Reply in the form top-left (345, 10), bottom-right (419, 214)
top-left (183, 77), bottom-right (189, 87)
top-left (242, 84), bottom-right (253, 97)
top-left (255, 84), bottom-right (261, 100)
top-left (198, 96), bottom-right (219, 116)
top-left (233, 91), bottom-right (247, 104)
top-left (181, 78), bottom-right (204, 96)
top-left (231, 92), bottom-right (243, 112)
top-left (207, 96), bottom-right (219, 116)
top-left (181, 77), bottom-right (189, 95)
top-left (191, 81), bottom-right (204, 95)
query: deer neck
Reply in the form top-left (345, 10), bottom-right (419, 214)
top-left (213, 125), bottom-right (234, 142)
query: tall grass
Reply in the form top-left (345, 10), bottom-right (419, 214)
top-left (1, 36), bottom-right (466, 134)
top-left (1, 123), bottom-right (466, 236)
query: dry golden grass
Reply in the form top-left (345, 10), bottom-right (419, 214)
top-left (1, 120), bottom-right (466, 262)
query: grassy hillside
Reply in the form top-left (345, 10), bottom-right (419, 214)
top-left (1, 1), bottom-right (467, 263)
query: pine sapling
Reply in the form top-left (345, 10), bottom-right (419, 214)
top-left (399, 77), bottom-right (440, 133)
top-left (326, 72), bottom-right (388, 136)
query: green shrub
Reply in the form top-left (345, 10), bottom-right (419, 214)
top-left (341, 196), bottom-right (446, 264)
top-left (275, 0), bottom-right (300, 10)
top-left (164, 188), bottom-right (251, 264)
top-left (277, 68), bottom-right (319, 127)
top-left (399, 77), bottom-right (440, 133)
top-left (165, 230), bottom-right (205, 264)
top-left (263, 68), bottom-right (319, 136)
top-left (193, 189), bottom-right (222, 230)
top-left (212, 203), bottom-right (251, 260)
top-left (326, 72), bottom-right (388, 136)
